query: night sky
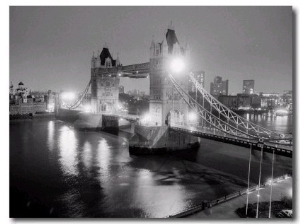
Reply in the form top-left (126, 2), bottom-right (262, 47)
top-left (10, 6), bottom-right (292, 94)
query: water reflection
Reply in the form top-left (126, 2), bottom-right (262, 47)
top-left (133, 170), bottom-right (185, 218)
top-left (58, 126), bottom-right (78, 176)
top-left (243, 113), bottom-right (292, 133)
top-left (82, 141), bottom-right (92, 171)
top-left (97, 138), bottom-right (111, 171)
top-left (10, 118), bottom-right (293, 218)
top-left (47, 121), bottom-right (55, 151)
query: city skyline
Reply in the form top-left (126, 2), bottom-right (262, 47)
top-left (9, 6), bottom-right (294, 219)
top-left (10, 7), bottom-right (292, 95)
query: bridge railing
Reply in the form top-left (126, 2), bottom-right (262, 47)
top-left (168, 174), bottom-right (292, 218)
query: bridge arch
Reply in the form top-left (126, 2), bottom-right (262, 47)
top-left (99, 102), bottom-right (114, 113)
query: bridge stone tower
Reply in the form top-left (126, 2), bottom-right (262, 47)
top-left (149, 25), bottom-right (190, 126)
top-left (90, 45), bottom-right (121, 114)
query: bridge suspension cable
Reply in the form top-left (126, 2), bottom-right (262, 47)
top-left (188, 72), bottom-right (292, 141)
top-left (169, 73), bottom-right (257, 140)
top-left (67, 79), bottom-right (92, 110)
top-left (169, 72), bottom-right (292, 142)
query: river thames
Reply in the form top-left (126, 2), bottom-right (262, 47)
top-left (10, 114), bottom-right (293, 218)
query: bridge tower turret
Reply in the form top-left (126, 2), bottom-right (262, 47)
top-left (149, 25), bottom-right (189, 126)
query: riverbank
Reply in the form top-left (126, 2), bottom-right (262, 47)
top-left (9, 112), bottom-right (55, 121)
top-left (186, 176), bottom-right (292, 218)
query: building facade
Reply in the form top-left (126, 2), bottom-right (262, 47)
top-left (9, 82), bottom-right (49, 115)
top-left (243, 80), bottom-right (255, 94)
top-left (210, 76), bottom-right (228, 96)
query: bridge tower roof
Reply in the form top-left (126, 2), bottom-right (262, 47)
top-left (100, 47), bottom-right (116, 66)
top-left (166, 28), bottom-right (179, 54)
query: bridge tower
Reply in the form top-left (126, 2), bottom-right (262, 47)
top-left (149, 24), bottom-right (190, 126)
top-left (90, 45), bottom-right (121, 114)
top-left (129, 24), bottom-right (199, 155)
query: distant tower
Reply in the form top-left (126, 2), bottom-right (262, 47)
top-left (149, 24), bottom-right (190, 126)
top-left (9, 82), bottom-right (14, 95)
top-left (116, 53), bottom-right (121, 66)
top-left (18, 81), bottom-right (24, 89)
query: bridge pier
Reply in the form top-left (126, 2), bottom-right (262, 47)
top-left (129, 125), bottom-right (200, 155)
top-left (130, 122), bottom-right (135, 134)
top-left (102, 115), bottom-right (119, 134)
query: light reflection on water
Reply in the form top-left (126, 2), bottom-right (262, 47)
top-left (47, 121), bottom-right (55, 151)
top-left (244, 113), bottom-right (292, 134)
top-left (10, 118), bottom-right (293, 218)
top-left (58, 126), bottom-right (79, 176)
top-left (82, 141), bottom-right (92, 171)
top-left (97, 138), bottom-right (111, 172)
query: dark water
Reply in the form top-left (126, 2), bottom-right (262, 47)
top-left (10, 115), bottom-right (293, 218)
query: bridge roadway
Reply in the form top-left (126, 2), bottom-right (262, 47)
top-left (66, 110), bottom-right (292, 158)
top-left (104, 113), bottom-right (292, 158)
top-left (102, 112), bottom-right (140, 122)
top-left (170, 124), bottom-right (292, 158)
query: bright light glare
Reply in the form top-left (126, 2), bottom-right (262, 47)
top-left (141, 113), bottom-right (152, 125)
top-left (83, 105), bottom-right (91, 113)
top-left (143, 114), bottom-right (151, 122)
top-left (267, 178), bottom-right (273, 185)
top-left (288, 188), bottom-right (292, 198)
top-left (170, 57), bottom-right (185, 73)
top-left (188, 111), bottom-right (197, 122)
top-left (118, 103), bottom-right (123, 110)
top-left (62, 92), bottom-right (75, 101)
top-left (47, 103), bottom-right (55, 112)
top-left (276, 109), bottom-right (288, 114)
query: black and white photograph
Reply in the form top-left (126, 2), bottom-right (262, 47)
top-left (8, 5), bottom-right (293, 219)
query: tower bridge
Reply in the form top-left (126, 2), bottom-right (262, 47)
top-left (57, 24), bottom-right (293, 158)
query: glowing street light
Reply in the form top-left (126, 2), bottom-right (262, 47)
top-left (188, 111), bottom-right (198, 122)
top-left (141, 113), bottom-right (152, 125)
top-left (288, 187), bottom-right (292, 198)
top-left (61, 92), bottom-right (76, 101)
top-left (170, 57), bottom-right (185, 73)
top-left (83, 104), bottom-right (91, 113)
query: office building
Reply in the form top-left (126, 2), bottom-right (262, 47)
top-left (243, 80), bottom-right (254, 94)
top-left (210, 76), bottom-right (228, 96)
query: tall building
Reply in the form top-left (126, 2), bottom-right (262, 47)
top-left (119, 85), bottom-right (124, 94)
top-left (210, 76), bottom-right (228, 96)
top-left (189, 71), bottom-right (205, 92)
top-left (243, 80), bottom-right (254, 94)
